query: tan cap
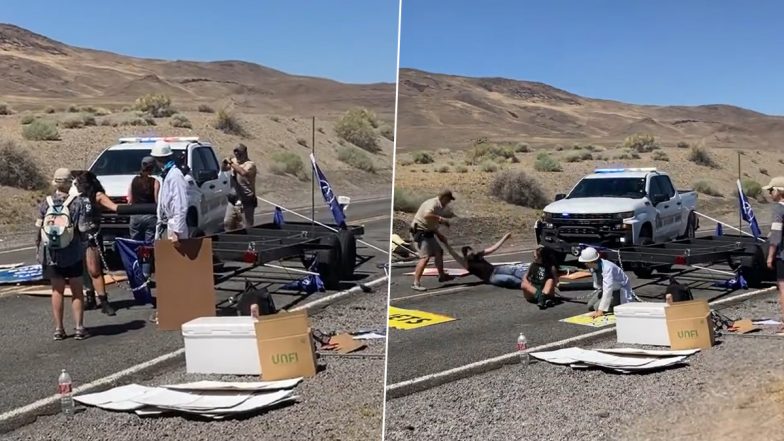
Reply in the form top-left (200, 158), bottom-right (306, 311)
top-left (762, 176), bottom-right (784, 191)
top-left (52, 168), bottom-right (72, 183)
top-left (438, 189), bottom-right (455, 201)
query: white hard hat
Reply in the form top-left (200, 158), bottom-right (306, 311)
top-left (150, 140), bottom-right (173, 158)
top-left (578, 247), bottom-right (600, 263)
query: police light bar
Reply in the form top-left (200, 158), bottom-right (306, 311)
top-left (593, 167), bottom-right (657, 173)
top-left (118, 136), bottom-right (199, 144)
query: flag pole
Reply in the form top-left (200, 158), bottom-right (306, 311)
top-left (738, 151), bottom-right (742, 234)
top-left (312, 116), bottom-right (316, 232)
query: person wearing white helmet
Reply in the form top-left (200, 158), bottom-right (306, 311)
top-left (578, 247), bottom-right (636, 317)
top-left (151, 140), bottom-right (189, 245)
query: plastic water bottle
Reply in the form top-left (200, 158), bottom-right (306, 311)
top-left (58, 369), bottom-right (74, 418)
top-left (517, 333), bottom-right (529, 365)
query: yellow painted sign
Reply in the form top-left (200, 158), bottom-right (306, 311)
top-left (560, 312), bottom-right (617, 328)
top-left (388, 306), bottom-right (456, 330)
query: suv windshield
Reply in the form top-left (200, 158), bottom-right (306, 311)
top-left (568, 177), bottom-right (647, 199)
top-left (90, 149), bottom-right (186, 176)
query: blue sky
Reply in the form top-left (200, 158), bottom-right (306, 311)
top-left (401, 0), bottom-right (784, 115)
top-left (2, 0), bottom-right (400, 84)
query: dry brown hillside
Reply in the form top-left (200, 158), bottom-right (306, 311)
top-left (0, 24), bottom-right (395, 237)
top-left (394, 68), bottom-right (784, 247)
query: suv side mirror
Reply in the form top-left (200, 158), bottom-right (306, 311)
top-left (555, 193), bottom-right (566, 201)
top-left (196, 169), bottom-right (218, 184)
top-left (651, 194), bottom-right (666, 205)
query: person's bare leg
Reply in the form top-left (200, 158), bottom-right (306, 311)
top-left (434, 250), bottom-right (446, 277)
top-left (87, 247), bottom-right (115, 315)
top-left (521, 280), bottom-right (537, 302)
top-left (543, 279), bottom-right (556, 297)
top-left (414, 257), bottom-right (430, 286)
top-left (69, 277), bottom-right (85, 329)
top-left (51, 277), bottom-right (66, 331)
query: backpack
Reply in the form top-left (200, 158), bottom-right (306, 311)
top-left (236, 280), bottom-right (277, 316)
top-left (40, 195), bottom-right (78, 250)
top-left (665, 277), bottom-right (693, 302)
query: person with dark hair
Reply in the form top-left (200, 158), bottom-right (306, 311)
top-left (222, 143), bottom-right (258, 231)
top-left (72, 170), bottom-right (118, 316)
top-left (521, 246), bottom-right (561, 309)
top-left (127, 156), bottom-right (160, 243)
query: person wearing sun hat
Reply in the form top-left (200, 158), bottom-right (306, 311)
top-left (409, 189), bottom-right (457, 291)
top-left (579, 246), bottom-right (636, 317)
top-left (762, 176), bottom-right (784, 333)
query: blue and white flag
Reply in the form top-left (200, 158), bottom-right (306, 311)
top-left (736, 180), bottom-right (763, 238)
top-left (115, 238), bottom-right (153, 305)
top-left (310, 153), bottom-right (347, 228)
top-left (273, 207), bottom-right (285, 227)
top-left (0, 264), bottom-right (42, 285)
top-left (281, 260), bottom-right (325, 294)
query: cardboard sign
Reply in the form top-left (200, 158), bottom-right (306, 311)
top-left (388, 306), bottom-right (456, 330)
top-left (560, 312), bottom-right (617, 328)
top-left (255, 311), bottom-right (317, 381)
top-left (154, 238), bottom-right (216, 331)
top-left (664, 299), bottom-right (715, 350)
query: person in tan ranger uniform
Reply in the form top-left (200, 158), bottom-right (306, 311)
top-left (410, 189), bottom-right (457, 291)
top-left (763, 176), bottom-right (784, 335)
top-left (223, 143), bottom-right (258, 230)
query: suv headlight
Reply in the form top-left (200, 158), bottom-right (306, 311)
top-left (614, 211), bottom-right (635, 220)
top-left (542, 212), bottom-right (554, 221)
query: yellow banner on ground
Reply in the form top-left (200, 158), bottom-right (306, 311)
top-left (388, 306), bottom-right (456, 330)
top-left (560, 312), bottom-right (617, 328)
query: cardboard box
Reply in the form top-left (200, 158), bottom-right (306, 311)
top-left (664, 299), bottom-right (715, 350)
top-left (255, 310), bottom-right (317, 381)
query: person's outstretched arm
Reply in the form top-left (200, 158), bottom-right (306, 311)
top-left (482, 232), bottom-right (511, 256)
top-left (443, 241), bottom-right (467, 268)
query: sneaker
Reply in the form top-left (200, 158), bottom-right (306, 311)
top-left (438, 274), bottom-right (455, 283)
top-left (149, 311), bottom-right (158, 324)
top-left (411, 284), bottom-right (427, 292)
top-left (537, 294), bottom-right (546, 310)
top-left (74, 327), bottom-right (89, 340)
top-left (99, 296), bottom-right (116, 316)
top-left (53, 328), bottom-right (66, 341)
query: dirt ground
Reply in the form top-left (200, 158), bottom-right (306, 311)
top-left (0, 109), bottom-right (393, 234)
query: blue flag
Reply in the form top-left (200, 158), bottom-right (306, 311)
top-left (310, 153), bottom-right (346, 228)
top-left (715, 223), bottom-right (723, 236)
top-left (736, 180), bottom-right (762, 238)
top-left (114, 238), bottom-right (153, 305)
top-left (273, 207), bottom-right (285, 227)
top-left (0, 264), bottom-right (42, 284)
top-left (280, 260), bottom-right (325, 294)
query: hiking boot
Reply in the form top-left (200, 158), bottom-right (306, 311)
top-left (438, 274), bottom-right (455, 283)
top-left (85, 291), bottom-right (97, 310)
top-left (537, 294), bottom-right (546, 310)
top-left (98, 296), bottom-right (116, 316)
top-left (411, 284), bottom-right (427, 292)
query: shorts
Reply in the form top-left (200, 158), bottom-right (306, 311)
top-left (416, 235), bottom-right (442, 258)
top-left (44, 260), bottom-right (84, 280)
top-left (777, 260), bottom-right (784, 281)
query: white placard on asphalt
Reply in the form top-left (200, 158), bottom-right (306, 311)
top-left (531, 347), bottom-right (691, 371)
top-left (74, 384), bottom-right (150, 410)
top-left (133, 388), bottom-right (252, 410)
top-left (596, 348), bottom-right (700, 357)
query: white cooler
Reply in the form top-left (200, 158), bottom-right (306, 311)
top-left (182, 316), bottom-right (261, 375)
top-left (614, 302), bottom-right (670, 346)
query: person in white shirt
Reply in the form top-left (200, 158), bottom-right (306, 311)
top-left (578, 247), bottom-right (636, 317)
top-left (150, 141), bottom-right (188, 247)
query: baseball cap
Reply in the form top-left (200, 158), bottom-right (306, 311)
top-left (439, 189), bottom-right (456, 201)
top-left (52, 168), bottom-right (72, 183)
top-left (762, 176), bottom-right (784, 191)
top-left (234, 143), bottom-right (248, 154)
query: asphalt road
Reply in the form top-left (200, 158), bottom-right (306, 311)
top-left (386, 245), bottom-right (766, 385)
top-left (0, 197), bottom-right (390, 427)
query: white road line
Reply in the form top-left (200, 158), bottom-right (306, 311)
top-left (0, 246), bottom-right (35, 255)
top-left (385, 286), bottom-right (778, 399)
top-left (0, 274), bottom-right (389, 425)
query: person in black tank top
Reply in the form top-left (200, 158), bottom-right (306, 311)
top-left (128, 156), bottom-right (160, 244)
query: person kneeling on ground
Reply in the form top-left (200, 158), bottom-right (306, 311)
top-left (521, 246), bottom-right (560, 309)
top-left (578, 247), bottom-right (636, 318)
top-left (36, 168), bottom-right (91, 340)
